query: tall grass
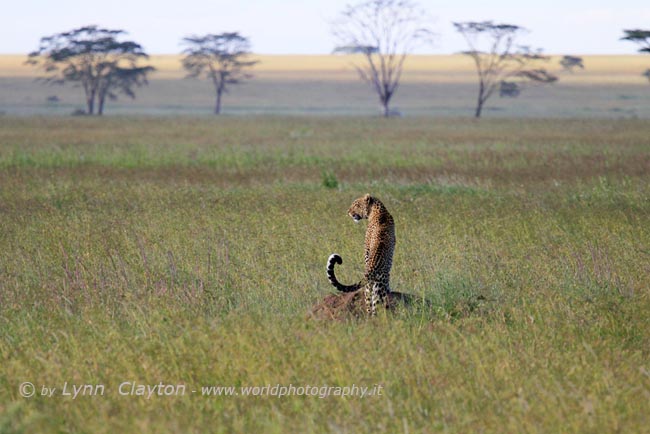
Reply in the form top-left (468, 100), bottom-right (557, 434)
top-left (1, 117), bottom-right (649, 433)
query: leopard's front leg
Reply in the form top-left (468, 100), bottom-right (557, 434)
top-left (365, 282), bottom-right (387, 316)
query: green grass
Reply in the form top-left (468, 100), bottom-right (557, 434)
top-left (1, 116), bottom-right (649, 433)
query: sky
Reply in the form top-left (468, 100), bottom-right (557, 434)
top-left (3, 0), bottom-right (650, 55)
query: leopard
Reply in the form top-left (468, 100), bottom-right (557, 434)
top-left (326, 194), bottom-right (396, 316)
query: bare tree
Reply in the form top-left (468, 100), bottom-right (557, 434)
top-left (454, 21), bottom-right (558, 118)
top-left (332, 0), bottom-right (435, 117)
top-left (27, 25), bottom-right (154, 115)
top-left (621, 29), bottom-right (650, 83)
top-left (181, 33), bottom-right (258, 115)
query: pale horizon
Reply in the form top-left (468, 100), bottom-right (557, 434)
top-left (2, 0), bottom-right (650, 56)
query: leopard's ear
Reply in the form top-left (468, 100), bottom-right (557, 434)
top-left (364, 193), bottom-right (374, 205)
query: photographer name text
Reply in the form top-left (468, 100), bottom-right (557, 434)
top-left (19, 381), bottom-right (383, 399)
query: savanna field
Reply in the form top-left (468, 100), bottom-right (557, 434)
top-left (1, 55), bottom-right (650, 433)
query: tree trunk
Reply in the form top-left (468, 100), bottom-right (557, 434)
top-left (381, 92), bottom-right (391, 117)
top-left (475, 99), bottom-right (484, 118)
top-left (98, 94), bottom-right (106, 116)
top-left (83, 79), bottom-right (94, 115)
top-left (475, 82), bottom-right (485, 118)
top-left (86, 93), bottom-right (95, 115)
top-left (215, 87), bottom-right (223, 115)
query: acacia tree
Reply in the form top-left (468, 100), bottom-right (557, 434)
top-left (454, 21), bottom-right (558, 118)
top-left (559, 55), bottom-right (584, 73)
top-left (621, 29), bottom-right (650, 83)
top-left (27, 25), bottom-right (154, 115)
top-left (181, 33), bottom-right (258, 115)
top-left (332, 0), bottom-right (435, 117)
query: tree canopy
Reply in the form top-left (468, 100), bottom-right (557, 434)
top-left (27, 25), bottom-right (154, 115)
top-left (181, 33), bottom-right (258, 114)
top-left (621, 29), bottom-right (650, 52)
top-left (560, 55), bottom-right (585, 72)
top-left (332, 0), bottom-right (435, 117)
top-left (621, 29), bottom-right (650, 82)
top-left (454, 21), bottom-right (558, 118)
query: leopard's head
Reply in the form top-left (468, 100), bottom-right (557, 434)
top-left (348, 194), bottom-right (374, 223)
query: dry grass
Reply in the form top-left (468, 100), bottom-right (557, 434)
top-left (2, 54), bottom-right (649, 118)
top-left (2, 54), bottom-right (648, 83)
top-left (1, 116), bottom-right (650, 433)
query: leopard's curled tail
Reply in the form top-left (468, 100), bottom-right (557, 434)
top-left (326, 254), bottom-right (362, 292)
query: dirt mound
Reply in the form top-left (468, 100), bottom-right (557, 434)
top-left (308, 290), bottom-right (419, 321)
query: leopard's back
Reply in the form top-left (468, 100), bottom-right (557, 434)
top-left (327, 194), bottom-right (396, 315)
top-left (363, 202), bottom-right (395, 287)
